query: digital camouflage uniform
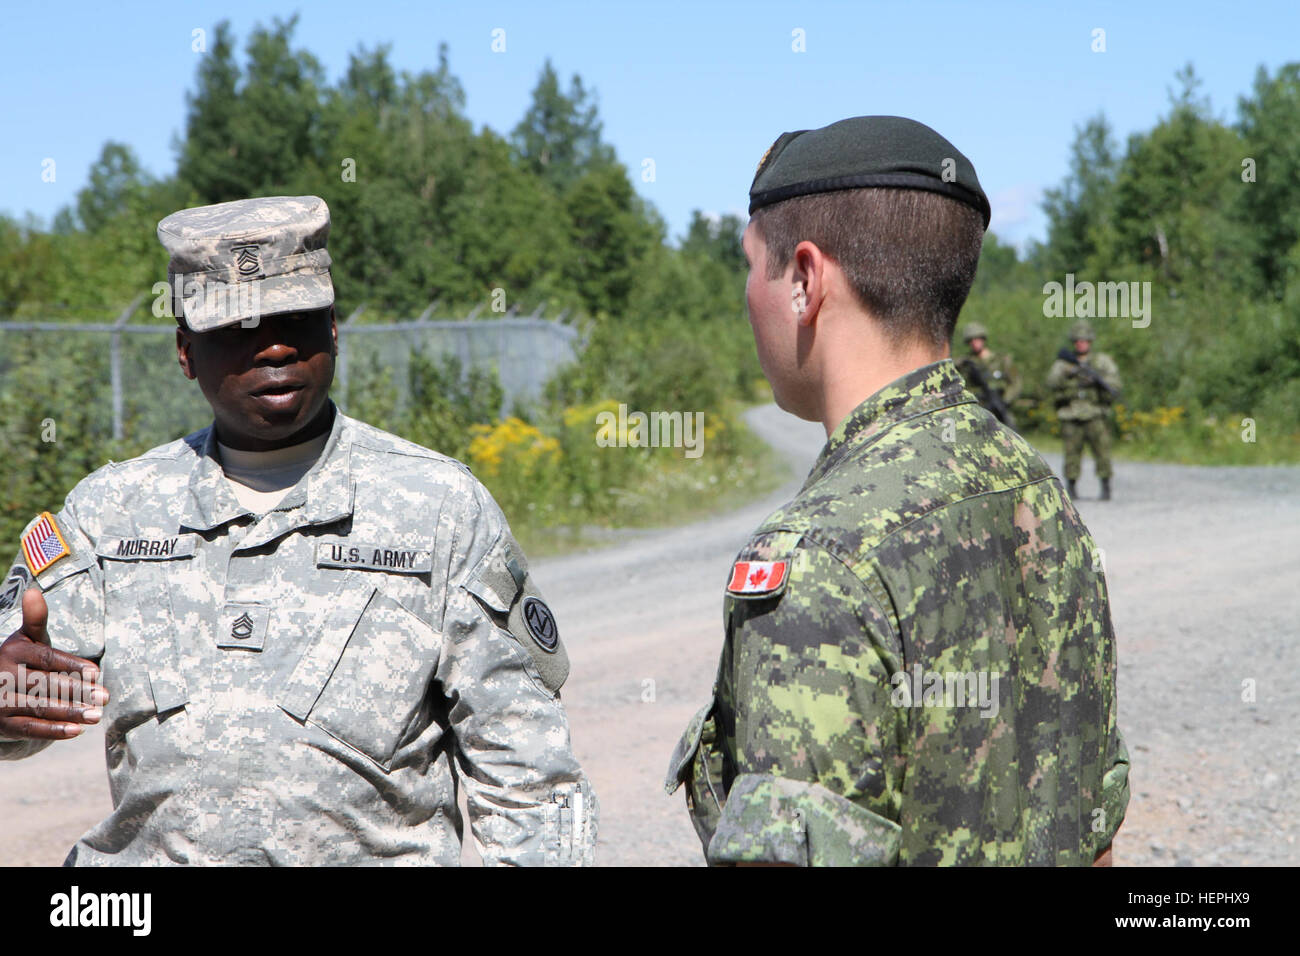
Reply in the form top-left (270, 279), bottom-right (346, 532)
top-left (1046, 346), bottom-right (1121, 483)
top-left (0, 405), bottom-right (596, 865)
top-left (0, 195), bottom-right (596, 865)
top-left (956, 350), bottom-right (1021, 426)
top-left (666, 360), bottom-right (1129, 865)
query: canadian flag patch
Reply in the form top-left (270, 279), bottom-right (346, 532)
top-left (727, 560), bottom-right (789, 596)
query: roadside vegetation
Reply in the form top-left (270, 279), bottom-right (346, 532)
top-left (2, 23), bottom-right (1296, 551)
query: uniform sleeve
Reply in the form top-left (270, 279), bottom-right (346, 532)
top-left (1098, 724), bottom-right (1130, 850)
top-left (699, 534), bottom-right (907, 866)
top-left (1096, 354), bottom-right (1122, 395)
top-left (0, 492), bottom-right (106, 759)
top-left (1097, 588), bottom-right (1130, 850)
top-left (438, 480), bottom-right (597, 866)
top-left (1003, 355), bottom-right (1023, 404)
top-left (1045, 358), bottom-right (1075, 392)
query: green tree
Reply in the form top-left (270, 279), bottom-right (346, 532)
top-left (177, 17), bottom-right (325, 203)
top-left (1235, 63), bottom-right (1300, 295)
top-left (1040, 113), bottom-right (1119, 274)
top-left (176, 20), bottom-right (243, 203)
top-left (969, 231), bottom-right (1022, 295)
top-left (76, 143), bottom-right (150, 233)
top-left (1107, 64), bottom-right (1247, 288)
top-left (563, 163), bottom-right (657, 316)
top-left (680, 211), bottom-right (747, 273)
top-left (511, 60), bottom-right (615, 192)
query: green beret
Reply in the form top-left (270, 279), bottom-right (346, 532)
top-left (748, 115), bottom-right (990, 229)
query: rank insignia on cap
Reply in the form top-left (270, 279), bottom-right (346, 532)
top-left (727, 559), bottom-right (788, 597)
top-left (230, 242), bottom-right (262, 276)
top-left (21, 512), bottom-right (70, 577)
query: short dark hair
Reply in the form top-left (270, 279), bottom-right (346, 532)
top-left (751, 187), bottom-right (984, 350)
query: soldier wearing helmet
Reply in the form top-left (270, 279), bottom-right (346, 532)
top-left (1046, 319), bottom-right (1122, 500)
top-left (955, 322), bottom-right (1021, 428)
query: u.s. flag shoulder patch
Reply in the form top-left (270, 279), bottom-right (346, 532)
top-left (727, 559), bottom-right (789, 598)
top-left (21, 512), bottom-right (70, 576)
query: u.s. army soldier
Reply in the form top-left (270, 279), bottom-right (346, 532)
top-left (0, 195), bottom-right (597, 866)
top-left (666, 117), bottom-right (1129, 866)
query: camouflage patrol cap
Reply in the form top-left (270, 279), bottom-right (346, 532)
top-left (961, 322), bottom-right (988, 342)
top-left (1069, 319), bottom-right (1096, 341)
top-left (749, 116), bottom-right (990, 229)
top-left (157, 196), bottom-right (333, 332)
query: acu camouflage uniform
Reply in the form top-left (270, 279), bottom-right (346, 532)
top-left (0, 405), bottom-right (595, 865)
top-left (0, 193), bottom-right (596, 866)
top-left (666, 360), bottom-right (1129, 865)
top-left (1046, 347), bottom-right (1121, 482)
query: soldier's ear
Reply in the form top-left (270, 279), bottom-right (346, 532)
top-left (329, 305), bottom-right (338, 358)
top-left (176, 325), bottom-right (197, 381)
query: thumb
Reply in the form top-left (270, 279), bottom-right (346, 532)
top-left (20, 587), bottom-right (49, 645)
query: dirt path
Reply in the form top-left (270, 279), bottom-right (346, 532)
top-left (2, 405), bottom-right (1296, 866)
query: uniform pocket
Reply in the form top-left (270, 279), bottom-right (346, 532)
top-left (707, 775), bottom-right (902, 866)
top-left (279, 580), bottom-right (442, 771)
top-left (96, 540), bottom-right (196, 720)
top-left (664, 698), bottom-right (726, 849)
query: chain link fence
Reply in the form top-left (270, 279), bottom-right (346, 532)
top-left (0, 302), bottom-right (581, 449)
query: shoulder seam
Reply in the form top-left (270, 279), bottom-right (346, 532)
top-left (351, 438), bottom-right (461, 465)
top-left (852, 473), bottom-right (1061, 562)
top-left (805, 534), bottom-right (899, 649)
top-left (748, 529), bottom-right (904, 661)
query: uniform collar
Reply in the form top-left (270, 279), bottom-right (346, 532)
top-left (181, 400), bottom-right (355, 533)
top-left (802, 359), bottom-right (974, 490)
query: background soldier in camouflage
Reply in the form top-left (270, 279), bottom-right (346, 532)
top-left (1046, 319), bottom-right (1122, 500)
top-left (666, 116), bottom-right (1130, 866)
top-left (955, 321), bottom-right (1021, 428)
top-left (0, 196), bottom-right (597, 866)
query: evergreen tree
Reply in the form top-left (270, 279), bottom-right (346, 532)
top-left (176, 21), bottom-right (243, 203)
top-left (1236, 63), bottom-right (1300, 295)
top-left (1040, 113), bottom-right (1118, 274)
top-left (511, 60), bottom-right (615, 192)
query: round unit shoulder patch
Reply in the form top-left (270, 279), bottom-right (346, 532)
top-left (522, 596), bottom-right (559, 652)
top-left (0, 564), bottom-right (34, 613)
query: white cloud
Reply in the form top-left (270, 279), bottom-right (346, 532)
top-left (988, 183), bottom-right (1040, 232)
top-left (987, 183), bottom-right (1048, 254)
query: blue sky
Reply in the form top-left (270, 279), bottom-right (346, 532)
top-left (1, 0), bottom-right (1293, 250)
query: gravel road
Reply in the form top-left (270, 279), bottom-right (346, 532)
top-left (2, 404), bottom-right (1296, 866)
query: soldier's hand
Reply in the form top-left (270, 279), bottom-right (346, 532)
top-left (0, 588), bottom-right (107, 740)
